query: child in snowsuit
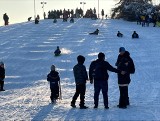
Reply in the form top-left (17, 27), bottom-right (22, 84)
top-left (71, 55), bottom-right (88, 109)
top-left (0, 62), bottom-right (5, 91)
top-left (47, 65), bottom-right (60, 103)
top-left (54, 46), bottom-right (61, 56)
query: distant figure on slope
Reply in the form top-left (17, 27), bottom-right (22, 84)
top-left (89, 29), bottom-right (99, 35)
top-left (54, 46), bottom-right (61, 56)
top-left (70, 17), bottom-right (74, 23)
top-left (117, 31), bottom-right (123, 37)
top-left (47, 65), bottom-right (60, 103)
top-left (3, 13), bottom-right (9, 26)
top-left (0, 62), bottom-right (5, 91)
top-left (53, 18), bottom-right (57, 23)
top-left (115, 47), bottom-right (135, 109)
top-left (71, 55), bottom-right (89, 109)
top-left (132, 31), bottom-right (139, 38)
top-left (35, 18), bottom-right (39, 24)
top-left (28, 17), bottom-right (32, 21)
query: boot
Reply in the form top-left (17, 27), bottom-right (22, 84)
top-left (71, 101), bottom-right (76, 108)
top-left (0, 81), bottom-right (5, 91)
top-left (80, 105), bottom-right (88, 109)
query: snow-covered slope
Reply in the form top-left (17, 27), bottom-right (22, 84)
top-left (0, 18), bottom-right (160, 120)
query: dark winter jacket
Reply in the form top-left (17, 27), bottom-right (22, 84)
top-left (116, 51), bottom-right (135, 74)
top-left (47, 71), bottom-right (60, 88)
top-left (89, 59), bottom-right (120, 81)
top-left (73, 63), bottom-right (88, 85)
top-left (0, 66), bottom-right (5, 81)
top-left (132, 33), bottom-right (139, 38)
top-left (117, 32), bottom-right (123, 37)
top-left (3, 14), bottom-right (9, 21)
top-left (116, 51), bottom-right (135, 85)
top-left (54, 49), bottom-right (61, 55)
top-left (117, 57), bottom-right (131, 85)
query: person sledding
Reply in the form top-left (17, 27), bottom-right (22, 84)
top-left (47, 65), bottom-right (61, 103)
top-left (89, 29), bottom-right (99, 35)
top-left (54, 46), bottom-right (61, 56)
top-left (132, 31), bottom-right (139, 38)
top-left (117, 31), bottom-right (123, 37)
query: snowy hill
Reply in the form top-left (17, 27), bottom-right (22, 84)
top-left (0, 18), bottom-right (160, 120)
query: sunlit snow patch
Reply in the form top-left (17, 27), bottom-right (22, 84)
top-left (61, 48), bottom-right (72, 54)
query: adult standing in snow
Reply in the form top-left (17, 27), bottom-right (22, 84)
top-left (3, 13), bottom-right (9, 26)
top-left (89, 52), bottom-right (124, 109)
top-left (71, 55), bottom-right (88, 109)
top-left (101, 9), bottom-right (104, 19)
top-left (115, 47), bottom-right (135, 108)
top-left (0, 61), bottom-right (5, 91)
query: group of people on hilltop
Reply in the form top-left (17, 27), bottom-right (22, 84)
top-left (47, 47), bottom-right (135, 109)
top-left (136, 13), bottom-right (160, 27)
top-left (47, 8), bottom-right (105, 20)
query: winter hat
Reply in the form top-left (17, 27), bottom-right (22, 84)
top-left (51, 65), bottom-right (55, 71)
top-left (0, 61), bottom-right (4, 65)
top-left (98, 52), bottom-right (105, 60)
top-left (119, 47), bottom-right (125, 53)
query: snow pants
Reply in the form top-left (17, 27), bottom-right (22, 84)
top-left (0, 80), bottom-right (4, 90)
top-left (71, 84), bottom-right (86, 107)
top-left (94, 80), bottom-right (108, 107)
top-left (50, 86), bottom-right (59, 101)
top-left (119, 86), bottom-right (128, 107)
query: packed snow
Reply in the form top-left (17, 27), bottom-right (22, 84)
top-left (0, 18), bottom-right (160, 120)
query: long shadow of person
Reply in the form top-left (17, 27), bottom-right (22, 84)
top-left (32, 104), bottom-right (53, 120)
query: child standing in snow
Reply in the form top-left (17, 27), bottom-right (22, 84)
top-left (47, 65), bottom-right (60, 103)
top-left (0, 61), bottom-right (5, 91)
top-left (71, 55), bottom-right (88, 109)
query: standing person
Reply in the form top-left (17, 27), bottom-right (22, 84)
top-left (89, 52), bottom-right (124, 109)
top-left (101, 9), bottom-right (104, 19)
top-left (115, 47), bottom-right (135, 108)
top-left (71, 55), bottom-right (88, 109)
top-left (3, 13), bottom-right (9, 26)
top-left (0, 62), bottom-right (5, 91)
top-left (47, 65), bottom-right (60, 103)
